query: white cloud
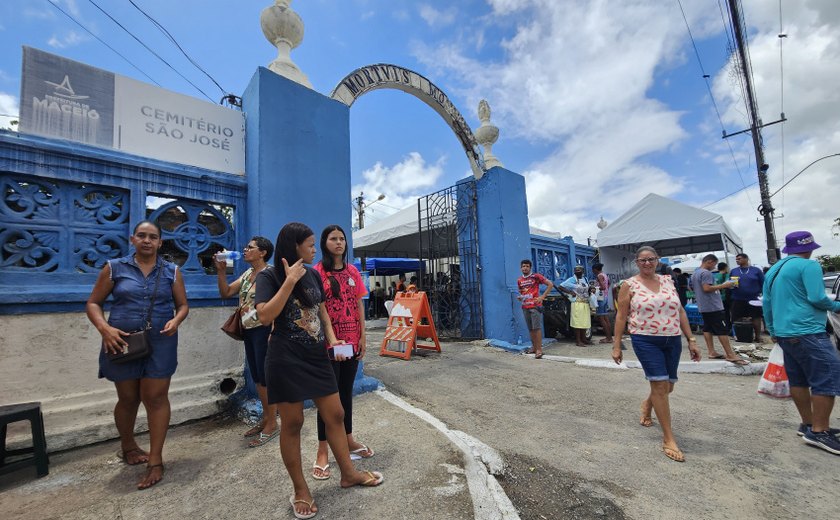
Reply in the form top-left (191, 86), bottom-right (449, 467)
top-left (413, 1), bottom-right (691, 238)
top-left (47, 30), bottom-right (87, 49)
top-left (418, 5), bottom-right (457, 27)
top-left (409, 0), bottom-right (840, 263)
top-left (0, 92), bottom-right (19, 129)
top-left (704, 0), bottom-right (840, 261)
top-left (351, 152), bottom-right (447, 226)
top-left (360, 10), bottom-right (375, 21)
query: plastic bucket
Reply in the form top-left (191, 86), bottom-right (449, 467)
top-left (733, 320), bottom-right (753, 343)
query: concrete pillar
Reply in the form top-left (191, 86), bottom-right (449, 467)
top-left (242, 67), bottom-right (352, 244)
top-left (475, 166), bottom-right (532, 343)
top-left (241, 67), bottom-right (376, 397)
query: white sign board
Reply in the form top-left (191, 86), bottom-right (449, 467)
top-left (19, 47), bottom-right (245, 175)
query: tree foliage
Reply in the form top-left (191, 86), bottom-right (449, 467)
top-left (817, 254), bottom-right (840, 272)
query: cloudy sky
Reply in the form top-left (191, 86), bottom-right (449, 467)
top-left (1, 0), bottom-right (838, 265)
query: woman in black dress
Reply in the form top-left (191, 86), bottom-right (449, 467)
top-left (255, 222), bottom-right (383, 520)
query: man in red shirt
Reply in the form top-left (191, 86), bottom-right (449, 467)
top-left (517, 259), bottom-right (554, 359)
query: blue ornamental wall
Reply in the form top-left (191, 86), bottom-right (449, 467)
top-left (0, 131), bottom-right (247, 314)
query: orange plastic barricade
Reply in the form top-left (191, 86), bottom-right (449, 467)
top-left (379, 291), bottom-right (441, 360)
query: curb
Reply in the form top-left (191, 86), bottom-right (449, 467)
top-left (523, 353), bottom-right (766, 376)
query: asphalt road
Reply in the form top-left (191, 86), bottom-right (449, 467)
top-left (364, 332), bottom-right (840, 520)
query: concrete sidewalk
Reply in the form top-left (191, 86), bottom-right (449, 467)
top-left (491, 331), bottom-right (769, 376)
top-left (0, 391), bottom-right (483, 520)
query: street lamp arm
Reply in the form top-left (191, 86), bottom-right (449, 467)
top-left (769, 153), bottom-right (840, 199)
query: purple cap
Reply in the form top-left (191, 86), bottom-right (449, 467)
top-left (781, 231), bottom-right (821, 254)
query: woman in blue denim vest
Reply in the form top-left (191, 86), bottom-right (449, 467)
top-left (86, 220), bottom-right (189, 490)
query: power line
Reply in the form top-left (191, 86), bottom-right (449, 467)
top-left (85, 0), bottom-right (213, 101)
top-left (676, 0), bottom-right (754, 207)
top-left (44, 0), bottom-right (161, 86)
top-left (126, 0), bottom-right (227, 96)
top-left (703, 181), bottom-right (757, 208)
top-left (769, 153), bottom-right (840, 198)
top-left (777, 0), bottom-right (787, 214)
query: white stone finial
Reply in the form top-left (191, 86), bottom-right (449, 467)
top-left (475, 99), bottom-right (503, 169)
top-left (260, 0), bottom-right (312, 88)
top-left (597, 216), bottom-right (608, 230)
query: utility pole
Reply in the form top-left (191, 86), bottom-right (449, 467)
top-left (355, 192), bottom-right (365, 229)
top-left (726, 0), bottom-right (782, 264)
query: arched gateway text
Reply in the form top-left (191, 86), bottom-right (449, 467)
top-left (331, 64), bottom-right (486, 178)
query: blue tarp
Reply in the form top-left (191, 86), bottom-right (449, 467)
top-left (353, 258), bottom-right (422, 276)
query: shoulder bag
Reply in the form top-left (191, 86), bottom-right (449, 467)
top-left (221, 306), bottom-right (244, 341)
top-left (108, 263), bottom-right (163, 364)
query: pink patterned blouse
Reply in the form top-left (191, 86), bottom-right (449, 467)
top-left (626, 274), bottom-right (682, 336)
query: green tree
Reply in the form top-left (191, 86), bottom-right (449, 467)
top-left (817, 254), bottom-right (840, 272)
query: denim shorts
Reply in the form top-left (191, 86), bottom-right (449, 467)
top-left (630, 334), bottom-right (682, 383)
top-left (243, 325), bottom-right (271, 386)
top-left (595, 299), bottom-right (610, 316)
top-left (776, 333), bottom-right (840, 396)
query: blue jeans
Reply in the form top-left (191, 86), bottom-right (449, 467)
top-left (776, 333), bottom-right (840, 396)
top-left (630, 334), bottom-right (682, 383)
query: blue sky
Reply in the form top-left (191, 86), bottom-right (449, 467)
top-left (1, 0), bottom-right (839, 264)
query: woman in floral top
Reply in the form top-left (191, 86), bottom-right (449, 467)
top-left (215, 236), bottom-right (277, 447)
top-left (612, 246), bottom-right (700, 463)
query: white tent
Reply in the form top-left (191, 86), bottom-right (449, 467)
top-left (353, 203), bottom-right (565, 257)
top-left (596, 193), bottom-right (742, 257)
top-left (670, 257), bottom-right (702, 274)
top-left (354, 204), bottom-right (425, 257)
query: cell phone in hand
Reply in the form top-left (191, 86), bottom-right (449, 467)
top-left (328, 342), bottom-right (354, 360)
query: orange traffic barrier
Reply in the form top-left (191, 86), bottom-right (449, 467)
top-left (379, 291), bottom-right (441, 360)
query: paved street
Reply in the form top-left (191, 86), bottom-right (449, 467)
top-left (2, 329), bottom-right (839, 520)
top-left (363, 329), bottom-right (840, 520)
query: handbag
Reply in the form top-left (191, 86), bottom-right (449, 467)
top-left (107, 264), bottom-right (163, 364)
top-left (221, 306), bottom-right (244, 341)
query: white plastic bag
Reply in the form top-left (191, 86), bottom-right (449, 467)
top-left (756, 344), bottom-right (791, 399)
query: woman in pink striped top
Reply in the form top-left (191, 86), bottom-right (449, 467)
top-left (612, 246), bottom-right (700, 462)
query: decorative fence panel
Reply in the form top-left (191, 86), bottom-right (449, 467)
top-left (0, 132), bottom-right (247, 313)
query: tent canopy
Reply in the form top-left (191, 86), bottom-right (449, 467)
top-left (353, 202), bottom-right (569, 257)
top-left (352, 257), bottom-right (422, 276)
top-left (354, 204), bottom-right (425, 257)
top-left (596, 193), bottom-right (742, 257)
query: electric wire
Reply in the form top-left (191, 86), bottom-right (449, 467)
top-left (705, 153), bottom-right (840, 207)
top-left (777, 0), bottom-right (787, 214)
top-left (677, 0), bottom-right (754, 207)
top-left (44, 0), bottom-right (161, 86)
top-left (85, 0), bottom-right (213, 101)
top-left (768, 153), bottom-right (840, 199)
top-left (126, 0), bottom-right (227, 96)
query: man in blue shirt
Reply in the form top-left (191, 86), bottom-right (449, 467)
top-left (730, 253), bottom-right (766, 343)
top-left (764, 231), bottom-right (840, 456)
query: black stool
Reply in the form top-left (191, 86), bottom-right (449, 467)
top-left (0, 402), bottom-right (49, 478)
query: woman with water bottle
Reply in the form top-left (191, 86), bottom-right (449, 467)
top-left (215, 237), bottom-right (278, 447)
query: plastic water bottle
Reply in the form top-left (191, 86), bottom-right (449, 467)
top-left (215, 250), bottom-right (242, 261)
top-left (517, 335), bottom-right (523, 346)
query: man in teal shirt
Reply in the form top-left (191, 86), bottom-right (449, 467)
top-left (763, 231), bottom-right (840, 456)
